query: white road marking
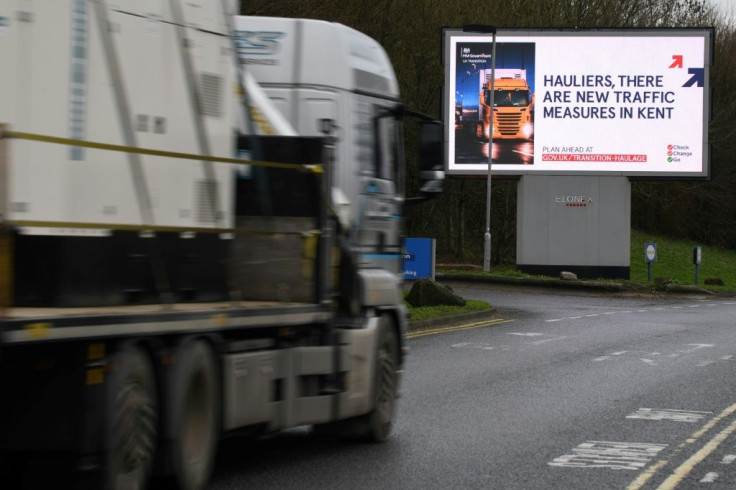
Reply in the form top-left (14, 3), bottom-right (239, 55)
top-left (680, 344), bottom-right (714, 353)
top-left (700, 472), bottom-right (719, 482)
top-left (594, 351), bottom-right (629, 362)
top-left (543, 301), bottom-right (736, 324)
top-left (656, 404), bottom-right (736, 489)
top-left (722, 455), bottom-right (736, 464)
top-left (697, 355), bottom-right (735, 367)
top-left (451, 342), bottom-right (473, 348)
top-left (593, 347), bottom-right (725, 366)
top-left (530, 336), bottom-right (568, 345)
top-left (451, 342), bottom-right (495, 350)
top-left (453, 334), bottom-right (571, 351)
top-left (549, 441), bottom-right (667, 470)
top-left (626, 408), bottom-right (712, 423)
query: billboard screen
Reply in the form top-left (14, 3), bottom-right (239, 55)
top-left (443, 28), bottom-right (713, 177)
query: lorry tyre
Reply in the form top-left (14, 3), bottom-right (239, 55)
top-left (171, 340), bottom-right (219, 490)
top-left (106, 345), bottom-right (158, 490)
top-left (311, 315), bottom-right (399, 442)
top-left (356, 315), bottom-right (399, 442)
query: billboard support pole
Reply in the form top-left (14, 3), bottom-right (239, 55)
top-left (483, 29), bottom-right (497, 272)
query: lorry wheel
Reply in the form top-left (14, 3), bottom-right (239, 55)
top-left (356, 315), bottom-right (400, 442)
top-left (311, 315), bottom-right (399, 442)
top-left (107, 345), bottom-right (158, 490)
top-left (171, 340), bottom-right (219, 490)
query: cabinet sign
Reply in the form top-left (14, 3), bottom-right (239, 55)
top-left (443, 28), bottom-right (713, 178)
top-left (402, 238), bottom-right (435, 280)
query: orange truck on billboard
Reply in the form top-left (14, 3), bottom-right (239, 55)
top-left (478, 69), bottom-right (534, 141)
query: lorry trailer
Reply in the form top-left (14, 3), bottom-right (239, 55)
top-left (0, 2), bottom-right (443, 489)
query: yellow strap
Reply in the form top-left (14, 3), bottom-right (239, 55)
top-left (8, 219), bottom-right (322, 237)
top-left (1, 130), bottom-right (324, 175)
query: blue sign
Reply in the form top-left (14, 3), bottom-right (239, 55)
top-left (645, 242), bottom-right (657, 263)
top-left (402, 238), bottom-right (435, 280)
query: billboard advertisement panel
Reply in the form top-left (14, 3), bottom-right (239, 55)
top-left (443, 28), bottom-right (713, 177)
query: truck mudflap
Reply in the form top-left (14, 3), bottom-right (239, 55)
top-left (336, 316), bottom-right (381, 420)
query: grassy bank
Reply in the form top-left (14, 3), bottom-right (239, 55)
top-left (628, 230), bottom-right (735, 291)
top-left (406, 299), bottom-right (490, 321)
top-left (438, 229), bottom-right (736, 293)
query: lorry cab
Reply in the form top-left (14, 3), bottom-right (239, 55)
top-left (234, 17), bottom-right (406, 274)
top-left (480, 73), bottom-right (534, 141)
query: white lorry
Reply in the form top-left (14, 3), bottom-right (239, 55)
top-left (0, 2), bottom-right (443, 489)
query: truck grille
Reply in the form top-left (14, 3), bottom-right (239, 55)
top-left (496, 113), bottom-right (522, 136)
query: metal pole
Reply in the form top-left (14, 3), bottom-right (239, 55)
top-left (483, 31), bottom-right (497, 272)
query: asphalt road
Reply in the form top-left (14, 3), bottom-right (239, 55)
top-left (210, 283), bottom-right (736, 489)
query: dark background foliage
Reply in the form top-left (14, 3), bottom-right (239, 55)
top-left (242, 0), bottom-right (732, 264)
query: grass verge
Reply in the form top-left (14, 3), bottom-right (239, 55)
top-left (437, 229), bottom-right (736, 293)
top-left (406, 299), bottom-right (490, 321)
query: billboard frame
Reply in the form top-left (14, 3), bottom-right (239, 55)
top-left (442, 27), bottom-right (714, 179)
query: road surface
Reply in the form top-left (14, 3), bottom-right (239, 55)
top-left (211, 283), bottom-right (736, 489)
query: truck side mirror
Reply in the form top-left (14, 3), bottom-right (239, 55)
top-left (418, 121), bottom-right (444, 194)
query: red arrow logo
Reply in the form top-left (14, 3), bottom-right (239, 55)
top-left (669, 55), bottom-right (683, 68)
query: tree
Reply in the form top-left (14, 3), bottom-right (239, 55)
top-left (241, 0), bottom-right (733, 261)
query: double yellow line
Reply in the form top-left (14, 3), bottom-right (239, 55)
top-left (628, 402), bottom-right (736, 489)
top-left (406, 318), bottom-right (514, 339)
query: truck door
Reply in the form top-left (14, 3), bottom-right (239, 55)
top-left (354, 98), bottom-right (403, 273)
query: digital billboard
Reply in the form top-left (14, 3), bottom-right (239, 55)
top-left (443, 28), bottom-right (713, 177)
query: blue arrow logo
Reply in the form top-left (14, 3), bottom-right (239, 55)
top-left (683, 67), bottom-right (704, 87)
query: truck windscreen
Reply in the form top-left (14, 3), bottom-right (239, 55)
top-left (487, 90), bottom-right (529, 107)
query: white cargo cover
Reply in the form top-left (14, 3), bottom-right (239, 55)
top-left (0, 0), bottom-right (239, 230)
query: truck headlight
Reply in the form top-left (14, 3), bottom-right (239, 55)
top-left (522, 123), bottom-right (533, 139)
